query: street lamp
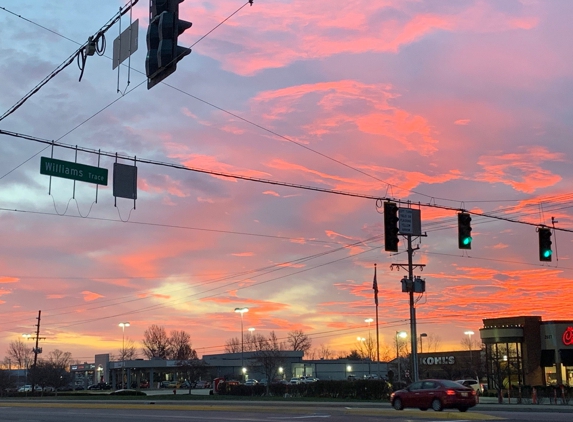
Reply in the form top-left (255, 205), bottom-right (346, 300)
top-left (22, 334), bottom-right (31, 383)
top-left (119, 322), bottom-right (130, 388)
top-left (234, 307), bottom-right (249, 379)
top-left (365, 318), bottom-right (374, 338)
top-left (465, 330), bottom-right (475, 370)
top-left (419, 333), bottom-right (428, 354)
top-left (396, 331), bottom-right (407, 383)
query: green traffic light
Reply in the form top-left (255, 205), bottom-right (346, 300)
top-left (543, 250), bottom-right (552, 258)
top-left (463, 237), bottom-right (472, 245)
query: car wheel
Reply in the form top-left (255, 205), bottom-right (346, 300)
top-left (431, 398), bottom-right (443, 411)
top-left (459, 407), bottom-right (468, 412)
top-left (393, 398), bottom-right (404, 410)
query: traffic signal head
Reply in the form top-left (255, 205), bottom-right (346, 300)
top-left (538, 227), bottom-right (552, 262)
top-left (384, 202), bottom-right (399, 252)
top-left (146, 0), bottom-right (192, 89)
top-left (458, 212), bottom-right (472, 249)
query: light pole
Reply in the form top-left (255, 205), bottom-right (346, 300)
top-left (396, 331), bottom-right (407, 383)
top-left (234, 307), bottom-right (249, 380)
top-left (22, 334), bottom-right (31, 385)
top-left (119, 322), bottom-right (130, 388)
top-left (465, 330), bottom-right (475, 371)
top-left (419, 333), bottom-right (428, 354)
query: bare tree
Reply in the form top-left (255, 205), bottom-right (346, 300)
top-left (317, 344), bottom-right (333, 360)
top-left (47, 349), bottom-right (73, 368)
top-left (142, 325), bottom-right (170, 359)
top-left (118, 339), bottom-right (138, 361)
top-left (244, 332), bottom-right (268, 351)
top-left (225, 337), bottom-right (241, 353)
top-left (287, 330), bottom-right (312, 355)
top-left (461, 335), bottom-right (479, 352)
top-left (5, 338), bottom-right (33, 369)
top-left (253, 331), bottom-right (287, 395)
top-left (357, 337), bottom-right (376, 360)
top-left (379, 344), bottom-right (393, 362)
top-left (169, 330), bottom-right (197, 360)
top-left (425, 333), bottom-right (441, 353)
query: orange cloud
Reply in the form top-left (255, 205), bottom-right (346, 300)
top-left (0, 276), bottom-right (18, 284)
top-left (81, 291), bottom-right (104, 302)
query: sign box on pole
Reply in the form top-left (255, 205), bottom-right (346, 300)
top-left (398, 208), bottom-right (422, 236)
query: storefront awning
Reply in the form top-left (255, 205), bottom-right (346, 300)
top-left (540, 350), bottom-right (555, 367)
top-left (560, 350), bottom-right (573, 366)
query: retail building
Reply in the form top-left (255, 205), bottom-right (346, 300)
top-left (480, 316), bottom-right (573, 388)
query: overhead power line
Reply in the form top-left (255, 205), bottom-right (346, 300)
top-left (0, 0), bottom-right (140, 122)
top-left (1, 128), bottom-right (572, 234)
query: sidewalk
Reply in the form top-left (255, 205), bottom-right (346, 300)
top-left (476, 395), bottom-right (573, 412)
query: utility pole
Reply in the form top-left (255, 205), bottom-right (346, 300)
top-left (30, 310), bottom-right (45, 393)
top-left (391, 235), bottom-right (425, 382)
top-left (386, 205), bottom-right (426, 383)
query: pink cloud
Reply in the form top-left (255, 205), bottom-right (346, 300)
top-left (477, 147), bottom-right (564, 193)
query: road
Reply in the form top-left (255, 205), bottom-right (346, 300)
top-left (1, 400), bottom-right (573, 422)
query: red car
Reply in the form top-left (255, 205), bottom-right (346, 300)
top-left (391, 379), bottom-right (477, 412)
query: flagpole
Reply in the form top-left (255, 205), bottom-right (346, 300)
top-left (373, 263), bottom-right (380, 376)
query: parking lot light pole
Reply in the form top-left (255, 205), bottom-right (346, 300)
top-left (419, 333), bottom-right (428, 354)
top-left (234, 307), bottom-right (249, 380)
top-left (119, 322), bottom-right (130, 388)
top-left (464, 330), bottom-right (475, 371)
top-left (396, 331), bottom-right (407, 383)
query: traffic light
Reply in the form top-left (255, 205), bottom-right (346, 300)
top-left (146, 0), bottom-right (192, 89)
top-left (384, 202), bottom-right (399, 252)
top-left (458, 212), bottom-right (472, 249)
top-left (538, 227), bottom-right (552, 262)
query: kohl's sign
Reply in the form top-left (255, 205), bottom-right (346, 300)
top-left (420, 356), bottom-right (455, 365)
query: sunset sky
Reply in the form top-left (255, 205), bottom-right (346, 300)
top-left (0, 0), bottom-right (572, 364)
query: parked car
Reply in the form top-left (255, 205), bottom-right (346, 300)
top-left (43, 386), bottom-right (56, 392)
top-left (181, 380), bottom-right (195, 389)
top-left (300, 376), bottom-right (318, 383)
top-left (244, 379), bottom-right (258, 386)
top-left (195, 380), bottom-right (211, 389)
top-left (18, 385), bottom-right (32, 392)
top-left (258, 378), bottom-right (268, 386)
top-left (88, 382), bottom-right (112, 390)
top-left (168, 380), bottom-right (181, 388)
top-left (455, 379), bottom-right (483, 393)
top-left (289, 377), bottom-right (302, 385)
top-left (140, 380), bottom-right (150, 389)
top-left (391, 379), bottom-right (477, 412)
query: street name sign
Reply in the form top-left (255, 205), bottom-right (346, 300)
top-left (40, 157), bottom-right (108, 186)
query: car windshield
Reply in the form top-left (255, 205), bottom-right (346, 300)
top-left (441, 380), bottom-right (468, 388)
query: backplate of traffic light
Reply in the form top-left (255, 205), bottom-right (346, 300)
top-left (146, 0), bottom-right (192, 89)
top-left (458, 212), bottom-right (472, 250)
top-left (384, 202), bottom-right (399, 252)
top-left (538, 227), bottom-right (552, 262)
